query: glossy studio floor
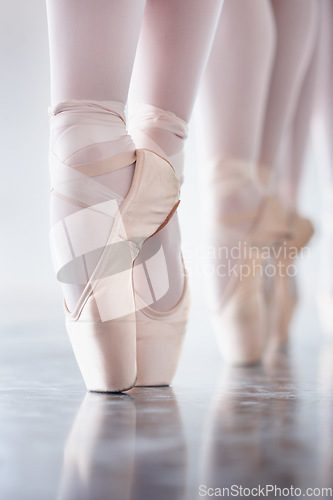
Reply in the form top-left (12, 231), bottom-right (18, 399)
top-left (1, 285), bottom-right (333, 499)
top-left (2, 1), bottom-right (333, 498)
top-left (2, 139), bottom-right (333, 499)
top-left (1, 105), bottom-right (332, 499)
top-left (1, 139), bottom-right (333, 499)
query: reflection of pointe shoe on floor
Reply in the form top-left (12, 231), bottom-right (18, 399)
top-left (134, 256), bottom-right (191, 386)
top-left (57, 393), bottom-right (136, 500)
top-left (50, 148), bottom-right (180, 393)
top-left (204, 158), bottom-right (292, 366)
top-left (267, 212), bottom-right (314, 350)
top-left (131, 387), bottom-right (187, 498)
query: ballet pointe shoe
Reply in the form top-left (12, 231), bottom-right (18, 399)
top-left (266, 212), bottom-right (314, 350)
top-left (128, 105), bottom-right (190, 386)
top-left (49, 149), bottom-right (180, 392)
top-left (134, 256), bottom-right (191, 386)
top-left (210, 253), bottom-right (266, 365)
top-left (204, 158), bottom-right (292, 366)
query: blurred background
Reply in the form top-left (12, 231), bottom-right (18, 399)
top-left (1, 3), bottom-right (332, 500)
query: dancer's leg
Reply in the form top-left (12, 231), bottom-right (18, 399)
top-left (277, 21), bottom-right (320, 211)
top-left (259, 0), bottom-right (318, 174)
top-left (259, 1), bottom-right (319, 350)
top-left (130, 0), bottom-right (223, 123)
top-left (312, 0), bottom-right (333, 184)
top-left (312, 0), bottom-right (333, 335)
top-left (191, 0), bottom-right (289, 365)
top-left (196, 0), bottom-right (276, 306)
top-left (130, 0), bottom-right (223, 311)
top-left (47, 0), bottom-right (146, 105)
top-left (267, 39), bottom-right (319, 345)
top-left (46, 0), bottom-right (146, 312)
top-left (197, 0), bottom-right (275, 164)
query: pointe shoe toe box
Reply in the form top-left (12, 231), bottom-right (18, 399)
top-left (211, 289), bottom-right (266, 366)
top-left (134, 274), bottom-right (191, 387)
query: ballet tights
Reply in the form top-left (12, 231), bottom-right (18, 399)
top-left (197, 0), bottom-right (275, 164)
top-left (129, 0), bottom-right (224, 123)
top-left (277, 15), bottom-right (320, 211)
top-left (46, 0), bottom-right (146, 105)
top-left (312, 1), bottom-right (333, 301)
top-left (259, 0), bottom-right (319, 176)
top-left (312, 0), bottom-right (333, 185)
top-left (196, 0), bottom-right (275, 305)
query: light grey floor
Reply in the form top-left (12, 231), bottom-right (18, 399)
top-left (0, 300), bottom-right (332, 500)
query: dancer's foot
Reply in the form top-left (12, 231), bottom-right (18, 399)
top-left (129, 104), bottom-right (191, 385)
top-left (203, 157), bottom-right (292, 365)
top-left (266, 212), bottom-right (314, 350)
top-left (49, 100), bottom-right (181, 392)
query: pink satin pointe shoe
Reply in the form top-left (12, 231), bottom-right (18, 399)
top-left (266, 212), bottom-right (314, 350)
top-left (129, 104), bottom-right (191, 387)
top-left (134, 255), bottom-right (191, 387)
top-left (49, 148), bottom-right (180, 392)
top-left (204, 158), bottom-right (292, 366)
